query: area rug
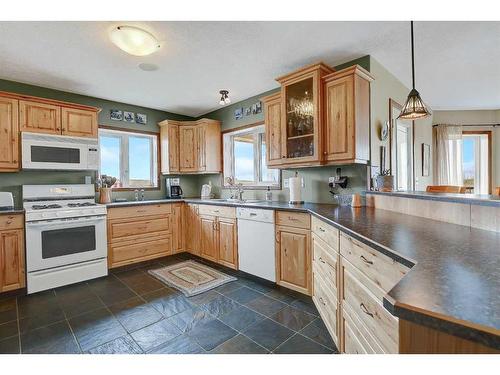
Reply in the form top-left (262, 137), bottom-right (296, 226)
top-left (148, 260), bottom-right (237, 297)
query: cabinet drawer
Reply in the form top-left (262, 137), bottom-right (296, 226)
top-left (340, 232), bottom-right (409, 296)
top-left (107, 204), bottom-right (172, 220)
top-left (0, 214), bottom-right (23, 230)
top-left (276, 211), bottom-right (310, 229)
top-left (311, 216), bottom-right (339, 250)
top-left (312, 271), bottom-right (338, 345)
top-left (312, 234), bottom-right (338, 292)
top-left (342, 303), bottom-right (385, 354)
top-left (342, 260), bottom-right (398, 353)
top-left (198, 204), bottom-right (235, 218)
top-left (108, 215), bottom-right (170, 242)
top-left (109, 234), bottom-right (172, 268)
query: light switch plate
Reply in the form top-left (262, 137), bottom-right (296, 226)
top-left (284, 179), bottom-right (289, 188)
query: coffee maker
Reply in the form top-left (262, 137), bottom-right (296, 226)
top-left (166, 178), bottom-right (183, 198)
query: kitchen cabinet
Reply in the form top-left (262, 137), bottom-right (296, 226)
top-left (0, 96), bottom-right (19, 172)
top-left (275, 211), bottom-right (311, 295)
top-left (159, 118), bottom-right (221, 174)
top-left (107, 204), bottom-right (173, 268)
top-left (200, 214), bottom-right (218, 262)
top-left (171, 203), bottom-right (184, 253)
top-left (323, 65), bottom-right (372, 164)
top-left (0, 214), bottom-right (25, 292)
top-left (61, 107), bottom-right (98, 138)
top-left (184, 203), bottom-right (200, 255)
top-left (217, 217), bottom-right (238, 269)
top-left (262, 92), bottom-right (282, 167)
top-left (20, 100), bottom-right (61, 135)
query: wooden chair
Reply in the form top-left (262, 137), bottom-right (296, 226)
top-left (495, 187), bottom-right (500, 195)
top-left (426, 185), bottom-right (466, 194)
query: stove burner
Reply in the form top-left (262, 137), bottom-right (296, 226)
top-left (31, 204), bottom-right (62, 210)
top-left (67, 202), bottom-right (97, 208)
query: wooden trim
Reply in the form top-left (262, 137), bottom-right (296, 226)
top-left (323, 64), bottom-right (374, 83)
top-left (462, 130), bottom-right (493, 194)
top-left (388, 98), bottom-right (402, 174)
top-left (97, 125), bottom-right (161, 191)
top-left (221, 120), bottom-right (264, 134)
top-left (275, 62), bottom-right (335, 83)
top-left (0, 90), bottom-right (100, 113)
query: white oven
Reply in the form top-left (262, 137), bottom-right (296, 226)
top-left (22, 132), bottom-right (99, 170)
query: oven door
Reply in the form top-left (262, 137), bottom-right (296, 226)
top-left (25, 215), bottom-right (107, 272)
top-left (22, 136), bottom-right (91, 170)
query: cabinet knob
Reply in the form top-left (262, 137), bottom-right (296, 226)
top-left (282, 155), bottom-right (286, 158)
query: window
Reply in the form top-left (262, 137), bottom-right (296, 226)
top-left (223, 124), bottom-right (280, 188)
top-left (462, 131), bottom-right (491, 194)
top-left (99, 128), bottom-right (158, 189)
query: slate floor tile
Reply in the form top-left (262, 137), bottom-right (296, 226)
top-left (69, 308), bottom-right (127, 351)
top-left (116, 270), bottom-right (166, 295)
top-left (188, 319), bottom-right (237, 351)
top-left (187, 290), bottom-right (220, 306)
top-left (19, 307), bottom-right (66, 334)
top-left (238, 278), bottom-right (273, 293)
top-left (290, 298), bottom-right (319, 316)
top-left (300, 318), bottom-right (336, 350)
top-left (17, 290), bottom-right (59, 318)
top-left (245, 295), bottom-right (286, 317)
top-left (0, 335), bottom-right (20, 354)
top-left (213, 281), bottom-right (244, 295)
top-left (108, 297), bottom-right (163, 333)
top-left (131, 319), bottom-right (181, 352)
top-left (211, 334), bottom-right (268, 354)
top-left (148, 334), bottom-right (204, 354)
top-left (168, 306), bottom-right (215, 333)
top-left (199, 295), bottom-right (240, 318)
top-left (270, 305), bottom-right (316, 331)
top-left (87, 335), bottom-right (143, 354)
top-left (0, 320), bottom-right (18, 340)
top-left (265, 289), bottom-right (296, 304)
top-left (243, 318), bottom-right (294, 351)
top-left (144, 290), bottom-right (193, 318)
top-left (21, 321), bottom-right (81, 354)
top-left (274, 333), bottom-right (333, 354)
top-left (55, 284), bottom-right (104, 318)
top-left (225, 287), bottom-right (262, 304)
top-left (218, 305), bottom-right (265, 332)
top-left (0, 298), bottom-right (17, 325)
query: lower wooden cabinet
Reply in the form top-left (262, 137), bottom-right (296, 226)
top-left (184, 203), bottom-right (200, 255)
top-left (0, 214), bottom-right (25, 292)
top-left (171, 203), bottom-right (183, 253)
top-left (200, 214), bottom-right (218, 262)
top-left (275, 211), bottom-right (311, 295)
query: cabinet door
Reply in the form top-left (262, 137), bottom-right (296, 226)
top-left (61, 107), bottom-right (98, 138)
top-left (325, 75), bottom-right (354, 161)
top-left (197, 126), bottom-right (206, 172)
top-left (199, 215), bottom-right (217, 262)
top-left (276, 226), bottom-right (311, 295)
top-left (19, 100), bottom-right (61, 134)
top-left (171, 203), bottom-right (183, 253)
top-left (0, 229), bottom-right (25, 292)
top-left (179, 126), bottom-right (198, 172)
top-left (168, 125), bottom-right (180, 173)
top-left (0, 97), bottom-right (19, 171)
top-left (217, 217), bottom-right (238, 270)
top-left (185, 204), bottom-right (200, 255)
top-left (264, 94), bottom-right (282, 166)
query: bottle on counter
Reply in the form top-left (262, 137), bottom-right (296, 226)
top-left (265, 186), bottom-right (272, 201)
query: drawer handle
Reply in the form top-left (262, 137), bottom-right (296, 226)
top-left (6, 220), bottom-right (12, 225)
top-left (213, 210), bottom-right (220, 213)
top-left (360, 303), bottom-right (374, 318)
top-left (288, 216), bottom-right (298, 221)
top-left (137, 209), bottom-right (147, 213)
top-left (318, 227), bottom-right (326, 232)
top-left (249, 213), bottom-right (257, 216)
top-left (319, 257), bottom-right (326, 264)
top-left (319, 297), bottom-right (326, 306)
top-left (360, 255), bottom-right (373, 265)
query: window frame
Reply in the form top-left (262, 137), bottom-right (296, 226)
top-left (222, 122), bottom-right (281, 190)
top-left (462, 130), bottom-right (492, 194)
top-left (98, 126), bottom-right (160, 191)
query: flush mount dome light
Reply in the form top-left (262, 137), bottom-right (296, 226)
top-left (110, 26), bottom-right (160, 56)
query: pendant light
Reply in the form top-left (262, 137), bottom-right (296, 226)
top-left (219, 90), bottom-right (231, 105)
top-left (398, 21), bottom-right (431, 120)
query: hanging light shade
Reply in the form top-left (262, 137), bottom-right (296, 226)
top-left (398, 21), bottom-right (431, 120)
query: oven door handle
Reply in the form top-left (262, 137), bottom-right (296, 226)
top-left (26, 216), bottom-right (106, 227)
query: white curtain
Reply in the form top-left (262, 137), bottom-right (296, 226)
top-left (434, 124), bottom-right (463, 186)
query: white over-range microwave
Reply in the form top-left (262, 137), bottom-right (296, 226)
top-left (22, 132), bottom-right (99, 170)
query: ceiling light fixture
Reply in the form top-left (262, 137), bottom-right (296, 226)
top-left (219, 90), bottom-right (231, 105)
top-left (110, 26), bottom-right (161, 56)
top-left (398, 21), bottom-right (431, 120)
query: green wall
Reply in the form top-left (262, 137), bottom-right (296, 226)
top-left (197, 56), bottom-right (371, 203)
top-left (0, 79), bottom-right (195, 205)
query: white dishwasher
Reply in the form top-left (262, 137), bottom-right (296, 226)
top-left (237, 207), bottom-right (276, 282)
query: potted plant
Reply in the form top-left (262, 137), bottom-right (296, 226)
top-left (376, 169), bottom-right (394, 192)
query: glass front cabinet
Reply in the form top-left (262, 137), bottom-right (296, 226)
top-left (276, 63), bottom-right (334, 166)
top-left (263, 63), bottom-right (373, 169)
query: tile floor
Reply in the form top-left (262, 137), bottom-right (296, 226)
top-left (0, 253), bottom-right (337, 354)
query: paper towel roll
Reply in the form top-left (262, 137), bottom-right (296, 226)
top-left (289, 175), bottom-right (303, 203)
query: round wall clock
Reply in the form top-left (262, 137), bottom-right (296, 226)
top-left (381, 121), bottom-right (390, 141)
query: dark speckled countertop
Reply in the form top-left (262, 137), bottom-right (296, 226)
top-left (107, 198), bottom-right (500, 348)
top-left (367, 190), bottom-right (500, 207)
top-left (0, 207), bottom-right (24, 215)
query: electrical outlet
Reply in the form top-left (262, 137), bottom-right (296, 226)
top-left (284, 179), bottom-right (289, 188)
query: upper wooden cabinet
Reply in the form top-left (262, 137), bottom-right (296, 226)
top-left (19, 100), bottom-right (61, 135)
top-left (159, 118), bottom-right (221, 174)
top-left (0, 97), bottom-right (19, 172)
top-left (263, 63), bottom-right (373, 168)
top-left (323, 65), bottom-right (373, 163)
top-left (61, 107), bottom-right (98, 138)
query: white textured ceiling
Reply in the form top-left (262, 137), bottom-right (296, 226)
top-left (0, 21), bottom-right (499, 116)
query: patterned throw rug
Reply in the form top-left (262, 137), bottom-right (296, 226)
top-left (148, 260), bottom-right (237, 297)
